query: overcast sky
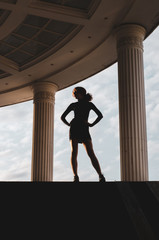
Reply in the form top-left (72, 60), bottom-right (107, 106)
top-left (0, 27), bottom-right (158, 182)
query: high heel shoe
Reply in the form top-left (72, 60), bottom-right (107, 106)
top-left (73, 175), bottom-right (79, 182)
top-left (99, 174), bottom-right (106, 182)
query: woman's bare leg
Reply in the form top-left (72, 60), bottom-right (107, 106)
top-left (83, 140), bottom-right (103, 177)
top-left (70, 139), bottom-right (78, 177)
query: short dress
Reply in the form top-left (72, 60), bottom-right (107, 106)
top-left (63, 100), bottom-right (102, 144)
top-left (70, 118), bottom-right (91, 143)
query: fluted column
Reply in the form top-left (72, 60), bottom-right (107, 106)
top-left (116, 24), bottom-right (148, 181)
top-left (31, 82), bottom-right (58, 181)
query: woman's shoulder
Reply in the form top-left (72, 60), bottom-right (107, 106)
top-left (68, 102), bottom-right (77, 108)
top-left (88, 101), bottom-right (95, 107)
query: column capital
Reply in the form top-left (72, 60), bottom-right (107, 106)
top-left (32, 81), bottom-right (58, 93)
top-left (32, 81), bottom-right (58, 104)
top-left (116, 24), bottom-right (146, 50)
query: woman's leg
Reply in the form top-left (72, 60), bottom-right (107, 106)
top-left (83, 140), bottom-right (103, 177)
top-left (70, 139), bottom-right (78, 177)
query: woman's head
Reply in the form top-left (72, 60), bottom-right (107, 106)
top-left (72, 87), bottom-right (93, 101)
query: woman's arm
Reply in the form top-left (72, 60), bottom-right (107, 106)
top-left (61, 104), bottom-right (74, 126)
top-left (88, 103), bottom-right (103, 127)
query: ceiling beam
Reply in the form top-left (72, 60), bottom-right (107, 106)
top-left (28, 1), bottom-right (89, 25)
top-left (0, 56), bottom-right (19, 74)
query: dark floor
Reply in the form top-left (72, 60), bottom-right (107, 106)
top-left (1, 181), bottom-right (159, 239)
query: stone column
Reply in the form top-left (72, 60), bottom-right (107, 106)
top-left (116, 24), bottom-right (148, 181)
top-left (31, 82), bottom-right (58, 181)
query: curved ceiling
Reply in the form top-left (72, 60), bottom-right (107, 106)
top-left (0, 0), bottom-right (158, 107)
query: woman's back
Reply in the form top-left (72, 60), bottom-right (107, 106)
top-left (72, 101), bottom-right (93, 122)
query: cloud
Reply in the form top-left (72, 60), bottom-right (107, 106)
top-left (144, 27), bottom-right (159, 142)
top-left (53, 159), bottom-right (72, 181)
top-left (0, 149), bottom-right (12, 157)
top-left (147, 104), bottom-right (159, 136)
top-left (0, 101), bottom-right (32, 181)
top-left (0, 155), bottom-right (31, 181)
top-left (54, 147), bottom-right (69, 159)
top-left (148, 139), bottom-right (159, 181)
top-left (107, 115), bottom-right (119, 139)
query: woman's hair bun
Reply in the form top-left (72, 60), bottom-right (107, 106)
top-left (85, 93), bottom-right (93, 102)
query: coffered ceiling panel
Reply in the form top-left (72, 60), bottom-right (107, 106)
top-left (0, 14), bottom-right (79, 67)
top-left (0, 9), bottom-right (11, 26)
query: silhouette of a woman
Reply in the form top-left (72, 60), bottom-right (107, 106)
top-left (61, 87), bottom-right (105, 182)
